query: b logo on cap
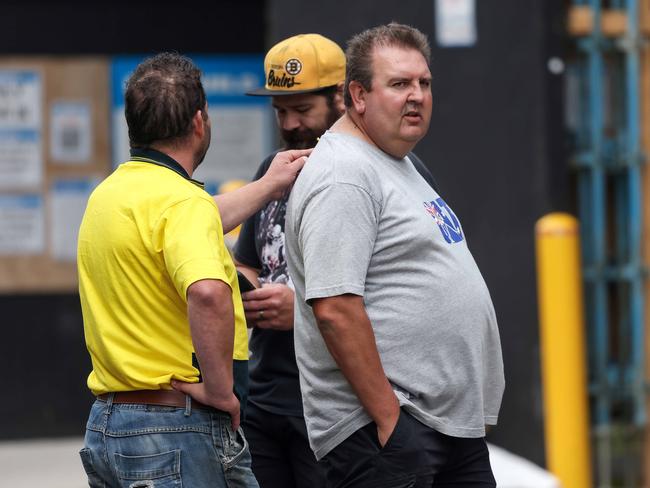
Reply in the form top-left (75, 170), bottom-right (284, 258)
top-left (285, 59), bottom-right (302, 76)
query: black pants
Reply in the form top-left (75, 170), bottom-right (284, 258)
top-left (322, 409), bottom-right (496, 488)
top-left (243, 402), bottom-right (327, 488)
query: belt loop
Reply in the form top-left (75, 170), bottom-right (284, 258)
top-left (106, 392), bottom-right (115, 415)
top-left (184, 394), bottom-right (192, 417)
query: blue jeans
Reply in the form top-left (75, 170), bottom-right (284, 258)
top-left (79, 395), bottom-right (259, 488)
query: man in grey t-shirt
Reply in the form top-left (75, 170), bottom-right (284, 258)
top-left (285, 23), bottom-right (505, 487)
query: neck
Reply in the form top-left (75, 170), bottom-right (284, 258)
top-left (331, 112), bottom-right (372, 143)
top-left (332, 111), bottom-right (413, 159)
top-left (149, 142), bottom-right (195, 177)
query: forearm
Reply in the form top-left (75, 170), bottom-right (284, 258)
top-left (213, 178), bottom-right (274, 233)
top-left (187, 280), bottom-right (235, 398)
top-left (314, 296), bottom-right (399, 424)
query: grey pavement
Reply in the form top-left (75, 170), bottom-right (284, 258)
top-left (0, 437), bottom-right (86, 488)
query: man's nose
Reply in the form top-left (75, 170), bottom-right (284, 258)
top-left (281, 112), bottom-right (301, 131)
top-left (407, 83), bottom-right (424, 103)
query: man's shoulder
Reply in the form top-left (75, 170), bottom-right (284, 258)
top-left (303, 133), bottom-right (383, 189)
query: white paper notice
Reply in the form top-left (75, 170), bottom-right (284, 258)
top-left (0, 130), bottom-right (42, 189)
top-left (50, 101), bottom-right (92, 164)
top-left (0, 194), bottom-right (45, 254)
top-left (435, 0), bottom-right (477, 47)
top-left (0, 71), bottom-right (43, 189)
top-left (49, 179), bottom-right (98, 261)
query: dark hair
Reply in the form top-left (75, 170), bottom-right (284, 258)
top-left (314, 85), bottom-right (339, 111)
top-left (344, 23), bottom-right (431, 108)
top-left (125, 52), bottom-right (206, 147)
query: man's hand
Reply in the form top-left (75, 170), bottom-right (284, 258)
top-left (171, 380), bottom-right (241, 431)
top-left (242, 283), bottom-right (294, 330)
top-left (212, 148), bottom-right (311, 233)
top-left (261, 149), bottom-right (312, 200)
top-left (376, 400), bottom-right (401, 447)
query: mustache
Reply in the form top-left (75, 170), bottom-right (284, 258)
top-left (402, 103), bottom-right (422, 115)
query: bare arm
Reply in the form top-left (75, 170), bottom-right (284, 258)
top-left (172, 278), bottom-right (240, 430)
top-left (312, 294), bottom-right (400, 446)
top-left (214, 149), bottom-right (311, 233)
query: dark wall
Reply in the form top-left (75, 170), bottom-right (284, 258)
top-left (268, 0), bottom-right (567, 466)
top-left (1, 295), bottom-right (92, 439)
top-left (0, 0), bottom-right (265, 54)
top-left (0, 0), bottom-right (266, 440)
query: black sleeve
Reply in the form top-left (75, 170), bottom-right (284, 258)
top-left (408, 151), bottom-right (441, 195)
top-left (233, 152), bottom-right (278, 269)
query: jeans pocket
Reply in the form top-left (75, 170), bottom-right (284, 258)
top-left (79, 448), bottom-right (105, 488)
top-left (221, 426), bottom-right (250, 471)
top-left (114, 449), bottom-right (182, 487)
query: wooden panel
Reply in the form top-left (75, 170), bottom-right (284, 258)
top-left (641, 41), bottom-right (650, 488)
top-left (568, 5), bottom-right (593, 36)
top-left (601, 10), bottom-right (627, 37)
top-left (642, 0), bottom-right (650, 36)
top-left (0, 57), bottom-right (110, 292)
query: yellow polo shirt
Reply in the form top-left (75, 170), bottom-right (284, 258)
top-left (78, 149), bottom-right (248, 397)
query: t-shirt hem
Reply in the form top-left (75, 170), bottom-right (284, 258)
top-left (311, 406), bottom-right (497, 460)
top-left (305, 284), bottom-right (365, 301)
top-left (313, 408), bottom-right (372, 460)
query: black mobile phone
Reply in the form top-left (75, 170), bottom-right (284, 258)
top-left (237, 270), bottom-right (257, 293)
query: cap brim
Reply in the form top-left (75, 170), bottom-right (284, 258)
top-left (246, 85), bottom-right (337, 96)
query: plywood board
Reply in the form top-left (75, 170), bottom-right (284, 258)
top-left (0, 57), bottom-right (110, 292)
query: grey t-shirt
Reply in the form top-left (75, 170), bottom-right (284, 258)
top-left (285, 131), bottom-right (505, 460)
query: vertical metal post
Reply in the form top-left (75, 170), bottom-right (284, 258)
top-left (536, 213), bottom-right (593, 488)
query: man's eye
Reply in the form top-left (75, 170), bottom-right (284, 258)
top-left (420, 80), bottom-right (431, 88)
top-left (296, 107), bottom-right (311, 114)
top-left (393, 82), bottom-right (407, 88)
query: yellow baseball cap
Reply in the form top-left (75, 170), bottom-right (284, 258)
top-left (247, 34), bottom-right (345, 96)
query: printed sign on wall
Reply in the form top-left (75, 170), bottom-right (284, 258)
top-left (0, 71), bottom-right (43, 189)
top-left (0, 194), bottom-right (44, 254)
top-left (50, 101), bottom-right (92, 164)
top-left (435, 0), bottom-right (477, 47)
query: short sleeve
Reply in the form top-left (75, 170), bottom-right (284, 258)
top-left (297, 182), bottom-right (380, 301)
top-left (157, 196), bottom-right (230, 299)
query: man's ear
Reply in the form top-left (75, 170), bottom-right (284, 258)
top-left (333, 81), bottom-right (346, 114)
top-left (348, 80), bottom-right (366, 115)
top-left (192, 110), bottom-right (205, 138)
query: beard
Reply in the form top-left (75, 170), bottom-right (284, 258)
top-left (281, 105), bottom-right (341, 149)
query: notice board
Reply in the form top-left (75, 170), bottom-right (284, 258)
top-left (0, 58), bottom-right (110, 292)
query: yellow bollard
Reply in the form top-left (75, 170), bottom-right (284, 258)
top-left (535, 213), bottom-right (592, 488)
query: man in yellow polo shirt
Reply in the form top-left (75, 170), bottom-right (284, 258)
top-left (77, 53), bottom-right (308, 488)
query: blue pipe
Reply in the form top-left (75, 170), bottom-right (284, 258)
top-left (585, 0), bottom-right (610, 429)
top-left (623, 0), bottom-right (646, 427)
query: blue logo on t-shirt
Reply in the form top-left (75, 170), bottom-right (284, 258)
top-left (423, 198), bottom-right (464, 244)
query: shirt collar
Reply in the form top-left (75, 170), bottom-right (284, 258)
top-left (129, 147), bottom-right (205, 188)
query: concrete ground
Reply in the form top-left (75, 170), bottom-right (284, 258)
top-left (0, 437), bottom-right (87, 488)
top-left (0, 437), bottom-right (559, 487)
